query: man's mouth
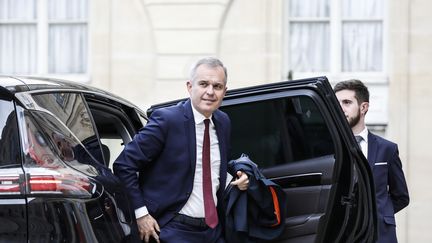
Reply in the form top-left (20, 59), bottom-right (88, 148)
top-left (203, 99), bottom-right (216, 103)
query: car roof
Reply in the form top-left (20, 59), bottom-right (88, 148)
top-left (0, 75), bottom-right (140, 110)
top-left (0, 75), bottom-right (107, 93)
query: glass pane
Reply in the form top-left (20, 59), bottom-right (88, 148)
top-left (0, 0), bottom-right (36, 20)
top-left (342, 22), bottom-right (383, 71)
top-left (31, 93), bottom-right (103, 165)
top-left (289, 0), bottom-right (330, 18)
top-left (0, 24), bottom-right (37, 74)
top-left (48, 0), bottom-right (88, 20)
top-left (31, 93), bottom-right (94, 143)
top-left (290, 22), bottom-right (330, 72)
top-left (22, 110), bottom-right (98, 178)
top-left (222, 96), bottom-right (334, 168)
top-left (48, 24), bottom-right (87, 74)
top-left (0, 100), bottom-right (20, 166)
top-left (342, 0), bottom-right (383, 18)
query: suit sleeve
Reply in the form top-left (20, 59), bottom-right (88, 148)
top-left (388, 145), bottom-right (410, 213)
top-left (113, 109), bottom-right (167, 210)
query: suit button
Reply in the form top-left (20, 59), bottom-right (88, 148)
top-left (186, 192), bottom-right (191, 196)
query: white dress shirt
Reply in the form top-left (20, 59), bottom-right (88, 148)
top-left (179, 106), bottom-right (221, 217)
top-left (355, 127), bottom-right (369, 158)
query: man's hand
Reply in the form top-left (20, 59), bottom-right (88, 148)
top-left (230, 171), bottom-right (249, 191)
top-left (137, 214), bottom-right (160, 243)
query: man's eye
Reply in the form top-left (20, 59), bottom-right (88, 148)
top-left (199, 82), bottom-right (208, 87)
top-left (213, 84), bottom-right (223, 90)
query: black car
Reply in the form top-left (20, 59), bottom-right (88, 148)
top-left (0, 76), bottom-right (376, 243)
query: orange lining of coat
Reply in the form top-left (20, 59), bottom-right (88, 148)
top-left (269, 186), bottom-right (281, 226)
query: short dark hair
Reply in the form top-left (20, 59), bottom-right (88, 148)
top-left (334, 79), bottom-right (369, 103)
top-left (190, 57), bottom-right (228, 83)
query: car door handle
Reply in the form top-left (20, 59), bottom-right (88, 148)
top-left (270, 172), bottom-right (322, 188)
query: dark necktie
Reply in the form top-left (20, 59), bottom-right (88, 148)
top-left (355, 135), bottom-right (363, 145)
top-left (202, 119), bottom-right (218, 228)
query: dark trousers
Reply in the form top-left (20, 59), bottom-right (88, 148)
top-left (159, 215), bottom-right (225, 243)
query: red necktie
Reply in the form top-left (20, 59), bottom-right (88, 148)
top-left (202, 119), bottom-right (218, 228)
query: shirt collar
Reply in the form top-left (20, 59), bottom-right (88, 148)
top-left (191, 104), bottom-right (213, 125)
top-left (355, 127), bottom-right (369, 143)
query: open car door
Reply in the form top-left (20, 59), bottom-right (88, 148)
top-left (148, 76), bottom-right (377, 243)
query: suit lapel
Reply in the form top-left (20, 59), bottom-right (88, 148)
top-left (212, 111), bottom-right (227, 195)
top-left (367, 132), bottom-right (378, 170)
top-left (183, 100), bottom-right (197, 173)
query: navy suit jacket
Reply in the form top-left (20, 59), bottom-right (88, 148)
top-left (368, 132), bottom-right (409, 243)
top-left (113, 99), bottom-right (231, 227)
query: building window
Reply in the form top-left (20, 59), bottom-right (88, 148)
top-left (0, 0), bottom-right (88, 76)
top-left (285, 0), bottom-right (384, 78)
top-left (288, 0), bottom-right (330, 72)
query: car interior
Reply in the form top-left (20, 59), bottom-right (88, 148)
top-left (85, 98), bottom-right (137, 169)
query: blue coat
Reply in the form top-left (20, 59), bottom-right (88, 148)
top-left (113, 99), bottom-right (231, 227)
top-left (224, 154), bottom-right (286, 243)
top-left (368, 132), bottom-right (409, 243)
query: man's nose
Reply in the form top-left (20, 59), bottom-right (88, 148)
top-left (206, 85), bottom-right (215, 94)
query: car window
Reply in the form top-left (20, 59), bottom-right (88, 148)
top-left (0, 100), bottom-right (20, 166)
top-left (21, 110), bottom-right (99, 177)
top-left (31, 92), bottom-right (105, 165)
top-left (222, 95), bottom-right (335, 168)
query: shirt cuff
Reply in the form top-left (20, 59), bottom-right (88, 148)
top-left (226, 173), bottom-right (233, 188)
top-left (135, 206), bottom-right (149, 219)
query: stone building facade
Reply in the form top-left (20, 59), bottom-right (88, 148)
top-left (90, 1), bottom-right (432, 242)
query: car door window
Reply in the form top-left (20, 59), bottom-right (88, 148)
top-left (0, 99), bottom-right (20, 166)
top-left (31, 92), bottom-right (106, 165)
top-left (223, 95), bottom-right (335, 168)
top-left (23, 110), bottom-right (99, 178)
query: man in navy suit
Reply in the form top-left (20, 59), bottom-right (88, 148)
top-left (334, 79), bottom-right (409, 243)
top-left (114, 57), bottom-right (249, 243)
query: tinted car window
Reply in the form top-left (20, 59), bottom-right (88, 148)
top-left (31, 93), bottom-right (105, 164)
top-left (22, 110), bottom-right (99, 178)
top-left (223, 95), bottom-right (335, 168)
top-left (0, 100), bottom-right (20, 166)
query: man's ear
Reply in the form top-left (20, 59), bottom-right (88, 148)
top-left (361, 102), bottom-right (369, 115)
top-left (186, 80), bottom-right (192, 93)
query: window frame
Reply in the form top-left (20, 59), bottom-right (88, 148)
top-left (283, 0), bottom-right (388, 84)
top-left (0, 0), bottom-right (90, 81)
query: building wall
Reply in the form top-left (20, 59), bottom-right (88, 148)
top-left (91, 0), bottom-right (432, 242)
top-left (388, 0), bottom-right (432, 242)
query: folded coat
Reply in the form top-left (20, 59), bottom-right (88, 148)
top-left (224, 154), bottom-right (287, 243)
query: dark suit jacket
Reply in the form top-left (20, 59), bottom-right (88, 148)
top-left (368, 132), bottom-right (409, 243)
top-left (113, 99), bottom-right (231, 227)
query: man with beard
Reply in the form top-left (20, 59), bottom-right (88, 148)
top-left (334, 79), bottom-right (409, 243)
